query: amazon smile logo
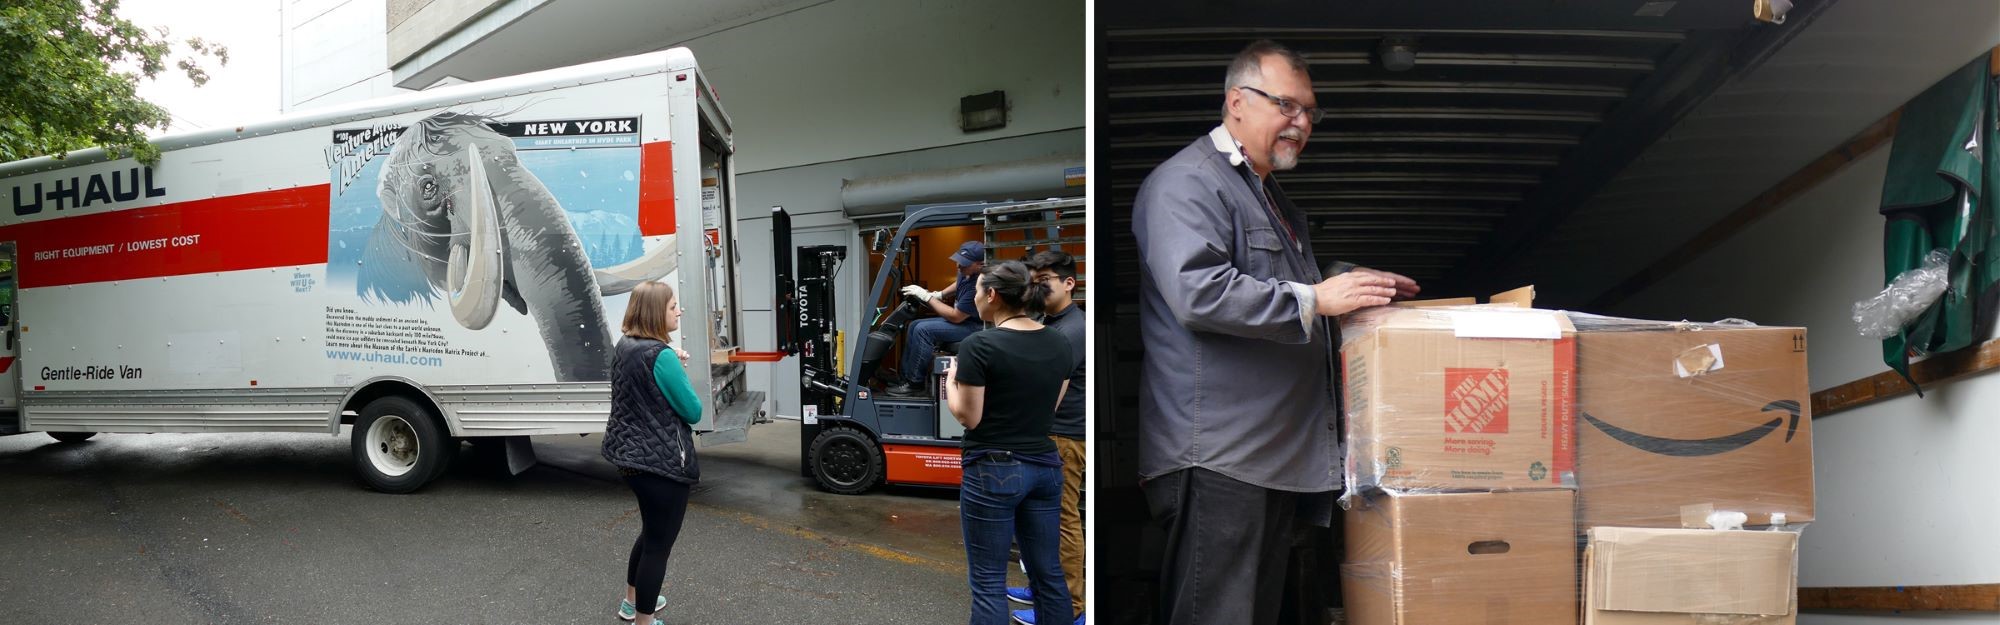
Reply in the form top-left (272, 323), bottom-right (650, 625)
top-left (1582, 400), bottom-right (1800, 457)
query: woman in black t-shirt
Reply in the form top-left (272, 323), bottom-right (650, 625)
top-left (944, 260), bottom-right (1074, 625)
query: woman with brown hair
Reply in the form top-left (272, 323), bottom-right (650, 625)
top-left (599, 281), bottom-right (703, 624)
top-left (945, 259), bottom-right (1074, 625)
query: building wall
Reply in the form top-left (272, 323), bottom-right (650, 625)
top-left (283, 0), bottom-right (407, 112)
top-left (667, 0), bottom-right (1085, 176)
top-left (385, 0), bottom-right (506, 66)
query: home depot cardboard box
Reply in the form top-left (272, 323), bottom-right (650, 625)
top-left (1584, 527), bottom-right (1799, 625)
top-left (1341, 306), bottom-right (1577, 492)
top-left (1573, 318), bottom-right (1814, 528)
top-left (1342, 489), bottom-right (1578, 625)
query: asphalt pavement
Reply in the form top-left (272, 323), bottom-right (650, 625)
top-left (0, 420), bottom-right (976, 624)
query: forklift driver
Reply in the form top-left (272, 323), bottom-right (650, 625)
top-left (886, 240), bottom-right (986, 396)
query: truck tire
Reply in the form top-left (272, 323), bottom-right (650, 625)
top-left (352, 396), bottom-right (449, 493)
top-left (46, 431), bottom-right (95, 444)
top-left (808, 426), bottom-right (883, 495)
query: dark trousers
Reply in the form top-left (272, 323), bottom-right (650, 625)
top-left (902, 317), bottom-right (978, 384)
top-left (962, 453), bottom-right (1070, 625)
top-left (1143, 467), bottom-right (1298, 625)
top-left (623, 471), bottom-right (691, 616)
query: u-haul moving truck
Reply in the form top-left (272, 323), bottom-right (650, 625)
top-left (0, 49), bottom-right (761, 492)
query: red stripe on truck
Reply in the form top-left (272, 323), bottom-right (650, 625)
top-left (0, 184), bottom-right (331, 288)
top-left (638, 141), bottom-right (676, 236)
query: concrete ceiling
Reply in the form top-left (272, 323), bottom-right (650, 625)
top-left (392, 0), bottom-right (825, 89)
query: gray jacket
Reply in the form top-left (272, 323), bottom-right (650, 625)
top-left (1133, 126), bottom-right (1343, 493)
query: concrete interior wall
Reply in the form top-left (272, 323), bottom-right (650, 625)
top-left (1613, 64), bottom-right (2000, 625)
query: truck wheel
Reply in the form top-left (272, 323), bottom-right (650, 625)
top-left (352, 396), bottom-right (449, 493)
top-left (809, 427), bottom-right (883, 495)
top-left (47, 431), bottom-right (95, 444)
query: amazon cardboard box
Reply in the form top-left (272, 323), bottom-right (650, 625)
top-left (1573, 318), bottom-right (1814, 528)
top-left (1584, 527), bottom-right (1798, 625)
top-left (1342, 490), bottom-right (1578, 625)
top-left (1341, 306), bottom-right (1577, 492)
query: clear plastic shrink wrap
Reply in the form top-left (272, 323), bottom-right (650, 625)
top-left (1853, 248), bottom-right (1949, 340)
top-left (1335, 305), bottom-right (1812, 625)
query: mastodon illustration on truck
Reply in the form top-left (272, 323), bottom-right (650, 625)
top-left (0, 49), bottom-right (763, 493)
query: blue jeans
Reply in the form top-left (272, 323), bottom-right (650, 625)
top-left (962, 453), bottom-right (1069, 625)
top-left (902, 317), bottom-right (978, 384)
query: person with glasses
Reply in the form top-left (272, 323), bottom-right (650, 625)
top-left (943, 260), bottom-right (1073, 625)
top-left (1130, 39), bottom-right (1420, 625)
top-left (1006, 249), bottom-right (1087, 625)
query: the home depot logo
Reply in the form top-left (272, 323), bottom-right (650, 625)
top-left (1445, 368), bottom-right (1509, 433)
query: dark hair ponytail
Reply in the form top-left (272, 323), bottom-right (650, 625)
top-left (1025, 275), bottom-right (1052, 315)
top-left (979, 260), bottom-right (1050, 315)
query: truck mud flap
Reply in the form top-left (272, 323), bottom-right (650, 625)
top-left (502, 435), bottom-right (538, 476)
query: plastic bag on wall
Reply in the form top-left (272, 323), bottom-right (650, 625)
top-left (1852, 249), bottom-right (1951, 340)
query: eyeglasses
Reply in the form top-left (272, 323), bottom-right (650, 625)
top-left (1237, 86), bottom-right (1323, 124)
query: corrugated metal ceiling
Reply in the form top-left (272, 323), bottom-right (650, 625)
top-left (1098, 0), bottom-right (1831, 303)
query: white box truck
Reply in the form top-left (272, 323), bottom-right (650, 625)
top-left (0, 48), bottom-right (761, 492)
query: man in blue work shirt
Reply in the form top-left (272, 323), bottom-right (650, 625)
top-left (887, 240), bottom-right (985, 397)
top-left (1132, 40), bottom-right (1419, 625)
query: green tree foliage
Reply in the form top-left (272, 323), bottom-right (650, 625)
top-left (0, 0), bottom-right (228, 164)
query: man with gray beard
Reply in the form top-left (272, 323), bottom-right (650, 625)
top-left (1131, 39), bottom-right (1420, 625)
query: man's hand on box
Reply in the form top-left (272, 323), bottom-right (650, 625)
top-left (1314, 272), bottom-right (1397, 317)
top-left (1350, 267), bottom-right (1421, 301)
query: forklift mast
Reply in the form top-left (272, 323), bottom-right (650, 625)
top-left (796, 243), bottom-right (847, 418)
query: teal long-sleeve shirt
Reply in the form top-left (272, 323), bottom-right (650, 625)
top-left (654, 350), bottom-right (703, 425)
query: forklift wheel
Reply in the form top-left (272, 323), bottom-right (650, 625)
top-left (809, 427), bottom-right (884, 495)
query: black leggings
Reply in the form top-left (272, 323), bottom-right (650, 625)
top-left (623, 471), bottom-right (692, 615)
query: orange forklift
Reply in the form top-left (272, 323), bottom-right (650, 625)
top-left (771, 197), bottom-right (1084, 493)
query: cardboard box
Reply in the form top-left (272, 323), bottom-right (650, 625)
top-left (1584, 527), bottom-right (1798, 625)
top-left (1342, 306), bottom-right (1577, 491)
top-left (1342, 490), bottom-right (1578, 625)
top-left (1574, 321), bottom-right (1814, 528)
top-left (1393, 285), bottom-right (1536, 309)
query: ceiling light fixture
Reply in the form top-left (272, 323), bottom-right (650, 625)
top-left (1378, 36), bottom-right (1418, 72)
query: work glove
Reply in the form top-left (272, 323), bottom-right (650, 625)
top-left (900, 284), bottom-right (933, 301)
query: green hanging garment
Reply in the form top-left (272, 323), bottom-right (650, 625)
top-left (1878, 55), bottom-right (1998, 394)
